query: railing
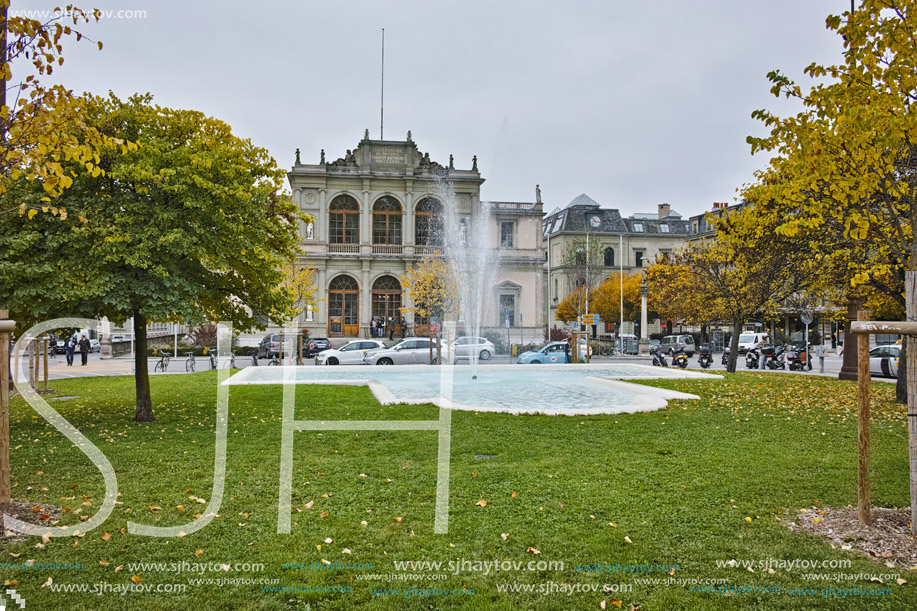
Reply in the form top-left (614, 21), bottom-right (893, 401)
top-left (327, 243), bottom-right (360, 254)
top-left (372, 244), bottom-right (403, 255)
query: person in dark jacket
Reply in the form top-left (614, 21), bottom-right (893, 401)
top-left (400, 317), bottom-right (407, 339)
top-left (78, 335), bottom-right (91, 366)
top-left (65, 336), bottom-right (76, 366)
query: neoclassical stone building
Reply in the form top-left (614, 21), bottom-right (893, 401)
top-left (287, 132), bottom-right (546, 342)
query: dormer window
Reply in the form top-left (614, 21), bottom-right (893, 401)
top-left (660, 224), bottom-right (670, 233)
top-left (633, 223), bottom-right (644, 232)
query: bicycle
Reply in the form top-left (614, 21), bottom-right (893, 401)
top-left (268, 352), bottom-right (280, 366)
top-left (207, 351), bottom-right (236, 370)
top-left (185, 352), bottom-right (196, 372)
top-left (153, 350), bottom-right (171, 373)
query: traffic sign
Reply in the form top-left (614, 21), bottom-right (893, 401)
top-left (581, 314), bottom-right (601, 325)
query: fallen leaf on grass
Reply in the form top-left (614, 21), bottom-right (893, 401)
top-left (527, 547), bottom-right (540, 555)
top-left (42, 577), bottom-right (53, 587)
top-left (475, 500), bottom-right (487, 507)
top-left (101, 532), bottom-right (111, 541)
top-left (131, 575), bottom-right (142, 584)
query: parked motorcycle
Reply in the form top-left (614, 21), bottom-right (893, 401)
top-left (745, 347), bottom-right (761, 369)
top-left (650, 345), bottom-right (669, 367)
top-left (787, 343), bottom-right (812, 371)
top-left (721, 346), bottom-right (731, 366)
top-left (672, 346), bottom-right (689, 368)
top-left (762, 345), bottom-right (786, 370)
top-left (698, 343), bottom-right (713, 369)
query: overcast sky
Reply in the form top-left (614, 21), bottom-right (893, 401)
top-left (26, 0), bottom-right (847, 218)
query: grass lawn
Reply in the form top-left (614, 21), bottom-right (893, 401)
top-left (0, 369), bottom-right (914, 610)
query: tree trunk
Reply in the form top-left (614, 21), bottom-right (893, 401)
top-left (133, 312), bottom-right (154, 422)
top-left (897, 338), bottom-right (907, 405)
top-left (726, 318), bottom-right (742, 373)
top-left (839, 296), bottom-right (861, 381)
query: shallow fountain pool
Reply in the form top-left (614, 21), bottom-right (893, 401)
top-left (225, 363), bottom-right (721, 415)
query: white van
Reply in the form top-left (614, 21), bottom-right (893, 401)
top-left (738, 332), bottom-right (769, 354)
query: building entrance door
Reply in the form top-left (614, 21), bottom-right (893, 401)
top-left (329, 275), bottom-right (359, 336)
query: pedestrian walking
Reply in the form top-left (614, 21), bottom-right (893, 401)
top-left (65, 336), bottom-right (76, 366)
top-left (400, 317), bottom-right (407, 339)
top-left (78, 334), bottom-right (90, 366)
top-left (388, 316), bottom-right (394, 340)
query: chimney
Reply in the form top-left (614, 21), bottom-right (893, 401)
top-left (712, 202), bottom-right (728, 210)
top-left (658, 203), bottom-right (670, 219)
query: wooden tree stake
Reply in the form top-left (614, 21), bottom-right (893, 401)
top-left (856, 309), bottom-right (872, 525)
top-left (0, 310), bottom-right (14, 505)
top-left (907, 272), bottom-right (917, 536)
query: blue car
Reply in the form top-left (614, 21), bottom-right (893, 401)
top-left (516, 341), bottom-right (572, 364)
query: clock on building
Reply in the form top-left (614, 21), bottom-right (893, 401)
top-left (589, 215), bottom-right (602, 229)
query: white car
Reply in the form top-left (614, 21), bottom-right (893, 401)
top-left (869, 344), bottom-right (900, 378)
top-left (315, 340), bottom-right (386, 365)
top-left (451, 337), bottom-right (495, 361)
top-left (363, 337), bottom-right (438, 365)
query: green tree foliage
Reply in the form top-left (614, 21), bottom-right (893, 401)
top-left (0, 93), bottom-right (304, 420)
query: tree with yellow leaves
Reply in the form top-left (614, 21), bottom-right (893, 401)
top-left (645, 207), bottom-right (811, 372)
top-left (400, 257), bottom-right (459, 364)
top-left (281, 258), bottom-right (317, 361)
top-left (1, 2), bottom-right (133, 210)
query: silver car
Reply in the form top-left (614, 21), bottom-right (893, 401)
top-left (315, 340), bottom-right (385, 365)
top-left (451, 336), bottom-right (495, 361)
top-left (363, 337), bottom-right (438, 365)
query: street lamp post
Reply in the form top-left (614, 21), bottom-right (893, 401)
top-left (639, 275), bottom-right (649, 355)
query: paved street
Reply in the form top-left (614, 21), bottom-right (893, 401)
top-left (30, 346), bottom-right (893, 384)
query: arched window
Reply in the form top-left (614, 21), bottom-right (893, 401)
top-left (604, 247), bottom-right (615, 267)
top-left (329, 195), bottom-right (359, 244)
top-left (372, 197), bottom-right (402, 244)
top-left (328, 275), bottom-right (359, 335)
top-left (371, 275), bottom-right (403, 335)
top-left (415, 197), bottom-right (444, 246)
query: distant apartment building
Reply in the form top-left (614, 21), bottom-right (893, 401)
top-left (542, 194), bottom-right (691, 335)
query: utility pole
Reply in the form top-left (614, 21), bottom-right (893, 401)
top-left (380, 28), bottom-right (384, 140)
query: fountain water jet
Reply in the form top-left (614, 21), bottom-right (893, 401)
top-left (436, 179), bottom-right (497, 379)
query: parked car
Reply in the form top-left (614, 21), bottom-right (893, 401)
top-left (89, 339), bottom-right (101, 353)
top-left (451, 337), bottom-right (495, 361)
top-left (54, 339), bottom-right (68, 354)
top-left (305, 337), bottom-right (332, 358)
top-left (363, 337), bottom-right (438, 365)
top-left (257, 334), bottom-right (307, 359)
top-left (315, 340), bottom-right (385, 365)
top-left (517, 341), bottom-right (571, 364)
top-left (869, 344), bottom-right (900, 378)
top-left (660, 334), bottom-right (696, 357)
top-left (737, 332), bottom-right (769, 354)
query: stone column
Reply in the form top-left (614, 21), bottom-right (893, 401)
top-left (361, 185), bottom-right (371, 252)
top-left (639, 276), bottom-right (649, 355)
top-left (319, 189), bottom-right (328, 243)
top-left (317, 268), bottom-right (327, 331)
top-left (361, 264), bottom-right (372, 338)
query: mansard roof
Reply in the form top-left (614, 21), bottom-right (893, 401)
top-left (542, 195), bottom-right (690, 237)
